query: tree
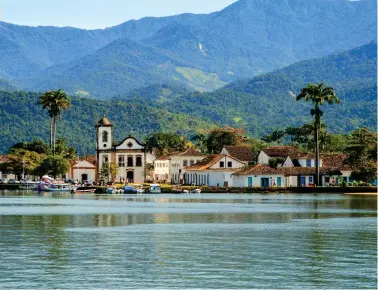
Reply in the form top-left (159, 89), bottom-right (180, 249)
top-left (1, 149), bottom-right (42, 179)
top-left (194, 127), bottom-right (249, 154)
top-left (144, 132), bottom-right (191, 157)
top-left (296, 82), bottom-right (340, 185)
top-left (39, 89), bottom-right (71, 155)
top-left (55, 138), bottom-right (76, 159)
top-left (345, 127), bottom-right (377, 181)
top-left (33, 155), bottom-right (70, 178)
top-left (8, 140), bottom-right (49, 155)
top-left (99, 163), bottom-right (110, 183)
top-left (109, 162), bottom-right (119, 182)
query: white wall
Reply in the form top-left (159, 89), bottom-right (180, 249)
top-left (282, 157), bottom-right (294, 167)
top-left (232, 174), bottom-right (285, 187)
top-left (257, 151), bottom-right (270, 164)
top-left (116, 138), bottom-right (144, 150)
top-left (97, 127), bottom-right (112, 150)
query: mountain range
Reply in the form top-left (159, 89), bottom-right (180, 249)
top-left (0, 41), bottom-right (376, 154)
top-left (0, 0), bottom-right (376, 97)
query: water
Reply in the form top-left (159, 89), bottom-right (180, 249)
top-left (0, 191), bottom-right (376, 289)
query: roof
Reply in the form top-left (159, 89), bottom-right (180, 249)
top-left (176, 148), bottom-right (203, 157)
top-left (156, 148), bottom-right (203, 161)
top-left (223, 146), bottom-right (255, 162)
top-left (234, 164), bottom-right (343, 176)
top-left (0, 155), bottom-right (8, 163)
top-left (233, 164), bottom-right (278, 175)
top-left (321, 153), bottom-right (351, 171)
top-left (96, 116), bottom-right (112, 126)
top-left (184, 155), bottom-right (224, 171)
top-left (262, 146), bottom-right (298, 158)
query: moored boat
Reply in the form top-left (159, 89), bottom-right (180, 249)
top-left (39, 183), bottom-right (72, 192)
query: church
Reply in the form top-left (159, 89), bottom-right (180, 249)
top-left (96, 116), bottom-right (154, 183)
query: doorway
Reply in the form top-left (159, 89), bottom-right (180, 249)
top-left (261, 178), bottom-right (269, 188)
top-left (127, 171), bottom-right (134, 183)
top-left (81, 174), bottom-right (88, 182)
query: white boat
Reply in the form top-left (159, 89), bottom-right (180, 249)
top-left (40, 183), bottom-right (72, 192)
top-left (106, 187), bottom-right (124, 194)
top-left (149, 184), bottom-right (161, 194)
top-left (133, 184), bottom-right (144, 194)
top-left (191, 189), bottom-right (201, 194)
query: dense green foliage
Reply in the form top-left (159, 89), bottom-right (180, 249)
top-left (0, 90), bottom-right (215, 155)
top-left (144, 132), bottom-right (192, 157)
top-left (0, 0), bottom-right (375, 96)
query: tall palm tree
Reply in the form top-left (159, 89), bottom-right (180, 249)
top-left (296, 82), bottom-right (340, 186)
top-left (39, 89), bottom-right (71, 155)
top-left (39, 91), bottom-right (55, 149)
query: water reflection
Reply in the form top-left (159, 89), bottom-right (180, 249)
top-left (0, 192), bottom-right (376, 289)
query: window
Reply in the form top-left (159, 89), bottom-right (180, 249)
top-left (306, 159), bottom-right (311, 167)
top-left (102, 131), bottom-right (108, 142)
top-left (220, 161), bottom-right (225, 168)
top-left (228, 161), bottom-right (232, 168)
top-left (309, 176), bottom-right (313, 183)
top-left (136, 156), bottom-right (142, 167)
top-left (103, 156), bottom-right (109, 164)
top-left (127, 156), bottom-right (133, 167)
top-left (190, 160), bottom-right (195, 165)
top-left (183, 160), bottom-right (188, 167)
top-left (127, 142), bottom-right (133, 148)
top-left (118, 155), bottom-right (125, 167)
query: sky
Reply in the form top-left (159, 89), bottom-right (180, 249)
top-left (0, 0), bottom-right (238, 29)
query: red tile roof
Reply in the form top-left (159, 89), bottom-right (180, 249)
top-left (184, 155), bottom-right (224, 171)
top-left (233, 164), bottom-right (278, 175)
top-left (156, 148), bottom-right (203, 160)
top-left (223, 146), bottom-right (255, 162)
top-left (262, 146), bottom-right (298, 157)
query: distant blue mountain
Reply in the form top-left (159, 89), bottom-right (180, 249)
top-left (0, 0), bottom-right (376, 96)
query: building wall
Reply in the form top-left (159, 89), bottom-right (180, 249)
top-left (97, 127), bottom-right (112, 150)
top-left (210, 156), bottom-right (246, 169)
top-left (115, 152), bottom-right (145, 183)
top-left (282, 157), bottom-right (294, 167)
top-left (233, 174), bottom-right (285, 187)
top-left (184, 170), bottom-right (236, 187)
top-left (257, 151), bottom-right (270, 165)
top-left (170, 155), bottom-right (206, 184)
top-left (154, 160), bottom-right (169, 181)
top-left (71, 168), bottom-right (96, 182)
top-left (298, 158), bottom-right (323, 168)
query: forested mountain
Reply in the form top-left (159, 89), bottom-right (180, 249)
top-left (0, 0), bottom-right (375, 96)
top-left (122, 42), bottom-right (377, 135)
top-left (0, 91), bottom-right (215, 154)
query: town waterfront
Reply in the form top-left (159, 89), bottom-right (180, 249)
top-left (0, 192), bottom-right (376, 289)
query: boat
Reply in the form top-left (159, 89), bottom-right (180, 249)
top-left (182, 190), bottom-right (190, 194)
top-left (19, 181), bottom-right (38, 190)
top-left (39, 183), bottom-right (72, 192)
top-left (149, 184), bottom-right (161, 194)
top-left (75, 186), bottom-right (97, 193)
top-left (133, 184), bottom-right (144, 194)
top-left (106, 187), bottom-right (124, 194)
top-left (191, 189), bottom-right (201, 194)
top-left (124, 185), bottom-right (135, 193)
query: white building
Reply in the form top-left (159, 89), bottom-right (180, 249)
top-left (154, 148), bottom-right (206, 184)
top-left (257, 146), bottom-right (298, 166)
top-left (96, 116), bottom-right (154, 183)
top-left (220, 146), bottom-right (256, 164)
top-left (183, 154), bottom-right (247, 187)
top-left (66, 159), bottom-right (96, 182)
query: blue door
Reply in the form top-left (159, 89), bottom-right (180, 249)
top-left (248, 177), bottom-right (253, 187)
top-left (261, 178), bottom-right (270, 188)
top-left (300, 176), bottom-right (306, 186)
top-left (277, 177), bottom-right (282, 187)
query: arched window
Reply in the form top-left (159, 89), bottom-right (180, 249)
top-left (102, 131), bottom-right (108, 142)
top-left (127, 156), bottom-right (133, 167)
top-left (136, 156), bottom-right (142, 167)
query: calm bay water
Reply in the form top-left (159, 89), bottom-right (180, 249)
top-left (0, 191), bottom-right (376, 289)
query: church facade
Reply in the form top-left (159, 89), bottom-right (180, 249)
top-left (96, 116), bottom-right (152, 183)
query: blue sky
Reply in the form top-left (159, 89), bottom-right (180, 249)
top-left (0, 0), bottom-right (237, 29)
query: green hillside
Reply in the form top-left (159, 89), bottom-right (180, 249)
top-left (0, 91), bottom-right (215, 155)
top-left (125, 42), bottom-right (377, 135)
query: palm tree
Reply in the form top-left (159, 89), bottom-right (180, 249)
top-left (296, 82), bottom-right (340, 186)
top-left (39, 89), bottom-right (71, 155)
